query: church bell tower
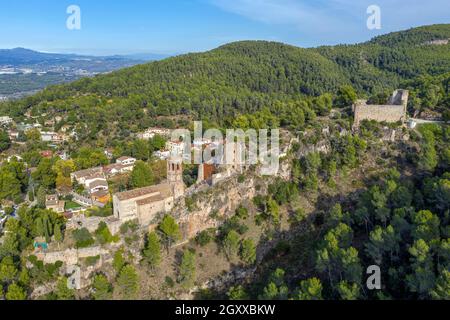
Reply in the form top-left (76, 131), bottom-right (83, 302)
top-left (167, 156), bottom-right (185, 199)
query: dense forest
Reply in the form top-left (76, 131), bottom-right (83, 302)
top-left (0, 24), bottom-right (449, 142)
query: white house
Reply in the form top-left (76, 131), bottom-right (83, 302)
top-left (71, 167), bottom-right (104, 186)
top-left (88, 179), bottom-right (109, 194)
top-left (41, 131), bottom-right (67, 143)
top-left (153, 150), bottom-right (171, 160)
top-left (103, 163), bottom-right (134, 177)
top-left (0, 116), bottom-right (13, 126)
top-left (116, 156), bottom-right (136, 166)
top-left (8, 130), bottom-right (19, 141)
top-left (7, 155), bottom-right (23, 162)
top-left (137, 128), bottom-right (171, 140)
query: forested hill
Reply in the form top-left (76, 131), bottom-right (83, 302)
top-left (1, 24), bottom-right (449, 134)
top-left (317, 24), bottom-right (450, 82)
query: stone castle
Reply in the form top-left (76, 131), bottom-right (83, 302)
top-left (112, 156), bottom-right (185, 226)
top-left (353, 89), bottom-right (409, 128)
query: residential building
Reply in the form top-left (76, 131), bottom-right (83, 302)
top-left (8, 130), bottom-right (19, 141)
top-left (71, 167), bottom-right (104, 186)
top-left (41, 131), bottom-right (68, 143)
top-left (91, 190), bottom-right (111, 205)
top-left (137, 128), bottom-right (171, 140)
top-left (7, 155), bottom-right (23, 162)
top-left (45, 195), bottom-right (65, 213)
top-left (116, 156), bottom-right (137, 166)
top-left (0, 116), bottom-right (13, 126)
top-left (103, 163), bottom-right (133, 177)
top-left (44, 119), bottom-right (55, 127)
top-left (40, 150), bottom-right (53, 158)
top-left (57, 151), bottom-right (70, 161)
top-left (104, 149), bottom-right (113, 160)
top-left (87, 179), bottom-right (109, 194)
top-left (153, 150), bottom-right (171, 160)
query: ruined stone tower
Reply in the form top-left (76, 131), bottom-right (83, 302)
top-left (389, 89), bottom-right (409, 114)
top-left (167, 156), bottom-right (185, 199)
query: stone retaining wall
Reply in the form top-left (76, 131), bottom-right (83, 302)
top-left (36, 246), bottom-right (107, 265)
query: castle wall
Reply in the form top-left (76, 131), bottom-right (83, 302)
top-left (36, 246), bottom-right (108, 265)
top-left (354, 104), bottom-right (406, 127)
top-left (353, 89), bottom-right (408, 128)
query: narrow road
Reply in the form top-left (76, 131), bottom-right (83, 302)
top-left (410, 118), bottom-right (446, 124)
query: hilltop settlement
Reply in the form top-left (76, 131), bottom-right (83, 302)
top-left (0, 25), bottom-right (449, 300)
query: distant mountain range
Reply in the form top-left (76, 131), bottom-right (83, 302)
top-left (0, 47), bottom-right (170, 65)
top-left (0, 48), bottom-right (172, 98)
top-left (121, 52), bottom-right (172, 61)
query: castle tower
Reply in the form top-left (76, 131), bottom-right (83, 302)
top-left (389, 89), bottom-right (409, 115)
top-left (167, 156), bottom-right (185, 199)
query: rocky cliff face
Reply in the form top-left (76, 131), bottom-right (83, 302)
top-left (176, 173), bottom-right (263, 240)
top-left (160, 137), bottom-right (332, 241)
top-left (171, 161), bottom-right (291, 240)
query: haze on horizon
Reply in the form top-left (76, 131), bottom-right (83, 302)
top-left (0, 0), bottom-right (449, 56)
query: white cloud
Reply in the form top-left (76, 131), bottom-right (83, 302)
top-left (209, 0), bottom-right (360, 32)
top-left (209, 0), bottom-right (450, 40)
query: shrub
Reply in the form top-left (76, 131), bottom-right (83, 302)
top-left (240, 239), bottom-right (257, 264)
top-left (88, 204), bottom-right (113, 217)
top-left (236, 206), bottom-right (249, 220)
top-left (219, 216), bottom-right (248, 237)
top-left (165, 276), bottom-right (175, 288)
top-left (85, 255), bottom-right (100, 266)
top-left (178, 250), bottom-right (196, 289)
top-left (195, 230), bottom-right (213, 247)
top-left (95, 222), bottom-right (118, 244)
top-left (120, 220), bottom-right (139, 234)
top-left (185, 197), bottom-right (197, 212)
top-left (72, 228), bottom-right (95, 248)
top-left (292, 208), bottom-right (307, 224)
top-left (222, 230), bottom-right (240, 259)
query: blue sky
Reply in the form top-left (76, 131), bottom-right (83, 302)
top-left (0, 0), bottom-right (449, 55)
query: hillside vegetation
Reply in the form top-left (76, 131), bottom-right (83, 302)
top-left (0, 24), bottom-right (449, 301)
top-left (0, 25), bottom-right (449, 140)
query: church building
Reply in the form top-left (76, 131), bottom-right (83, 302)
top-left (112, 156), bottom-right (185, 226)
